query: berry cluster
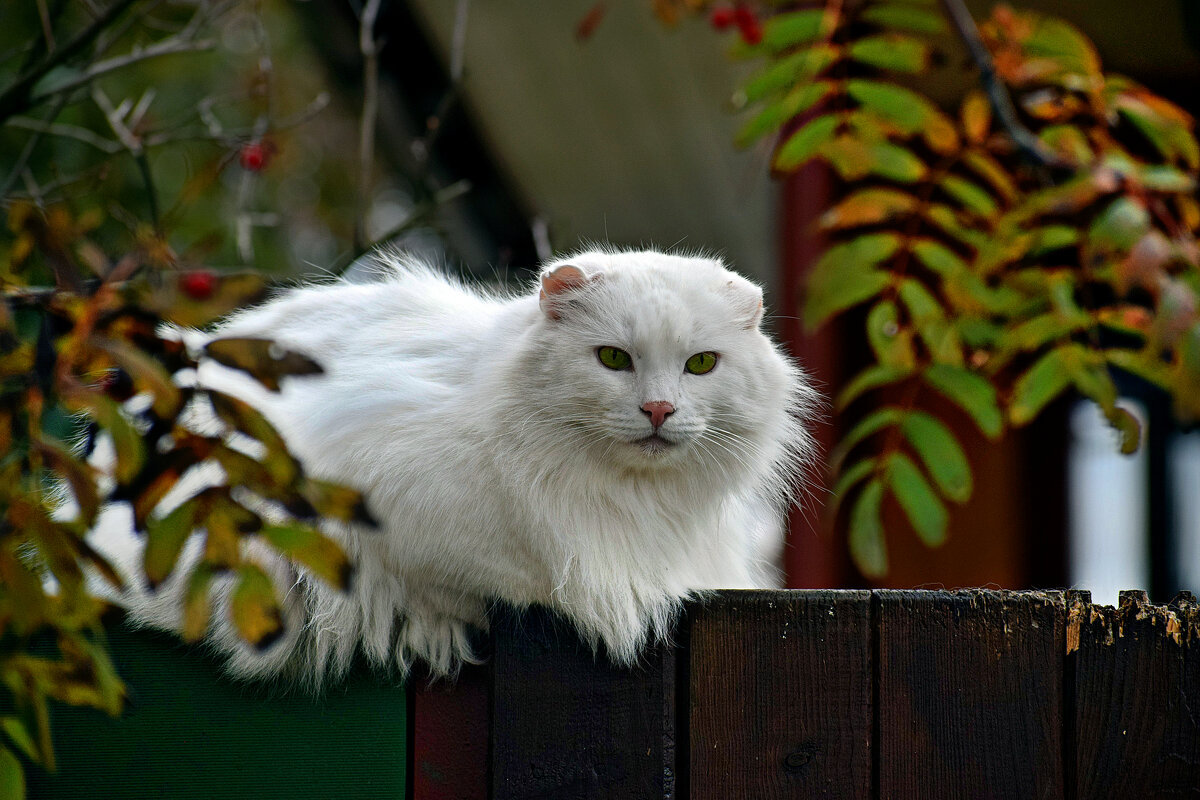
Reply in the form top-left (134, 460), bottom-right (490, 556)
top-left (709, 4), bottom-right (763, 45)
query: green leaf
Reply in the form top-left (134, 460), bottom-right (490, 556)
top-left (1, 718), bottom-right (36, 764)
top-left (1023, 17), bottom-right (1101, 76)
top-left (204, 337), bottom-right (324, 393)
top-left (762, 9), bottom-right (830, 51)
top-left (940, 175), bottom-right (998, 218)
top-left (900, 411), bottom-right (972, 502)
top-left (836, 365), bottom-right (914, 410)
top-left (831, 406), bottom-right (904, 472)
top-left (803, 233), bottom-right (899, 329)
top-left (849, 479), bottom-right (888, 578)
top-left (1105, 406), bottom-right (1142, 455)
top-left (911, 239), bottom-right (967, 276)
top-left (93, 337), bottom-right (183, 418)
top-left (1010, 348), bottom-right (1073, 425)
top-left (961, 151), bottom-right (1019, 204)
top-left (820, 188), bottom-right (918, 230)
top-left (1027, 224), bottom-right (1079, 256)
top-left (230, 563), bottom-right (284, 649)
top-left (922, 364), bottom-right (1003, 439)
top-left (859, 3), bottom-right (947, 34)
top-left (847, 80), bottom-right (958, 154)
top-left (206, 391), bottom-right (298, 485)
top-left (863, 140), bottom-right (928, 182)
top-left (62, 391), bottom-right (144, 485)
top-left (737, 82), bottom-right (835, 148)
top-left (774, 114), bottom-right (840, 171)
top-left (899, 280), bottom-right (962, 364)
top-left (744, 46), bottom-right (840, 103)
top-left (1039, 125), bottom-right (1094, 166)
top-left (1088, 196), bottom-right (1150, 257)
top-left (828, 457), bottom-right (878, 524)
top-left (182, 562), bottom-right (216, 641)
top-left (867, 300), bottom-right (916, 367)
top-left (1106, 348), bottom-right (1170, 389)
top-left (1001, 312), bottom-right (1089, 353)
top-left (1139, 165), bottom-right (1197, 193)
top-left (144, 498), bottom-right (200, 588)
top-left (0, 746), bottom-right (25, 800)
top-left (300, 478), bottom-right (377, 527)
top-left (261, 524), bottom-right (352, 590)
top-left (886, 451), bottom-right (947, 546)
top-left (848, 33), bottom-right (929, 73)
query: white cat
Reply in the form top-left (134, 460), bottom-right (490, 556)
top-left (85, 248), bottom-right (818, 689)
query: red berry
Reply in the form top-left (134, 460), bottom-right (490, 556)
top-left (733, 4), bottom-right (756, 27)
top-left (738, 18), bottom-right (764, 44)
top-left (710, 6), bottom-right (735, 30)
top-left (179, 269), bottom-right (218, 300)
top-left (239, 141), bottom-right (269, 172)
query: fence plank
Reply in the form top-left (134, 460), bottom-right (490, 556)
top-left (490, 605), bottom-right (675, 800)
top-left (877, 589), bottom-right (1065, 800)
top-left (688, 590), bottom-right (872, 800)
top-left (1072, 590), bottom-right (1200, 799)
top-left (412, 663), bottom-right (489, 800)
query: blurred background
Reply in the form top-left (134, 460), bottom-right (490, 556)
top-left (4, 0), bottom-right (1199, 603)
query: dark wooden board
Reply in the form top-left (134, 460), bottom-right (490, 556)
top-left (876, 589), bottom-right (1065, 800)
top-left (687, 590), bottom-right (872, 800)
top-left (412, 662), bottom-right (490, 800)
top-left (489, 604), bottom-right (675, 800)
top-left (1071, 590), bottom-right (1200, 799)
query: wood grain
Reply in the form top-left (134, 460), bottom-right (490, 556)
top-left (687, 590), bottom-right (872, 799)
top-left (876, 589), bottom-right (1065, 800)
top-left (1072, 589), bottom-right (1200, 799)
top-left (489, 604), bottom-right (675, 800)
top-left (412, 662), bottom-right (489, 800)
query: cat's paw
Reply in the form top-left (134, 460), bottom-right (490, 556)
top-left (394, 610), bottom-right (482, 677)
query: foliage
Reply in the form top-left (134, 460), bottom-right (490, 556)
top-left (0, 1), bottom-right (435, 794)
top-left (694, 1), bottom-right (1200, 576)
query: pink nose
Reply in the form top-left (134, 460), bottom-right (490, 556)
top-left (641, 401), bottom-right (675, 429)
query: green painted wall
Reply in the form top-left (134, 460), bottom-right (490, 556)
top-left (26, 625), bottom-right (408, 799)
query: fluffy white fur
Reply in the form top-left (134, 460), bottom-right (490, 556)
top-left (84, 248), bottom-right (817, 689)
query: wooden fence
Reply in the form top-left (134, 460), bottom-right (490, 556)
top-left (29, 589), bottom-right (1200, 799)
top-left (417, 589), bottom-right (1200, 800)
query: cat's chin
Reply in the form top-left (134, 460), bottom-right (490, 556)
top-left (633, 433), bottom-right (675, 456)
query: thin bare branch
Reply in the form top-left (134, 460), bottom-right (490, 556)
top-left (450, 0), bottom-right (470, 84)
top-left (36, 0), bottom-right (57, 53)
top-left (5, 116), bottom-right (121, 154)
top-left (354, 0), bottom-right (384, 251)
top-left (938, 0), bottom-right (1061, 168)
top-left (31, 37), bottom-right (215, 102)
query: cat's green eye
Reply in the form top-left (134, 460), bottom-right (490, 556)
top-left (597, 346), bottom-right (633, 371)
top-left (685, 351), bottom-right (718, 375)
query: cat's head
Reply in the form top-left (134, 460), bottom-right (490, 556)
top-left (522, 249), bottom-right (812, 486)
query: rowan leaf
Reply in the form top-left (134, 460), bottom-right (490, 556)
top-left (922, 364), bottom-right (1003, 439)
top-left (762, 8), bottom-right (831, 51)
top-left (204, 337), bottom-right (323, 393)
top-left (859, 3), bottom-right (947, 34)
top-left (803, 234), bottom-right (899, 329)
top-left (867, 299), bottom-right (916, 367)
top-left (300, 478), bottom-right (377, 527)
top-left (886, 451), bottom-right (947, 546)
top-left (836, 364), bottom-right (914, 410)
top-left (1023, 16), bottom-right (1101, 76)
top-left (820, 188), bottom-right (918, 230)
top-left (961, 90), bottom-right (991, 144)
top-left (0, 746), bottom-right (24, 800)
top-left (143, 498), bottom-right (200, 588)
top-left (847, 79), bottom-right (958, 154)
top-left (849, 479), bottom-right (887, 578)
top-left (1010, 347), bottom-right (1073, 425)
top-left (206, 391), bottom-right (298, 485)
top-left (182, 563), bottom-right (216, 641)
top-left (261, 524), bottom-right (352, 591)
top-left (229, 563), bottom-right (283, 649)
top-left (831, 406), bottom-right (904, 472)
top-left (61, 391), bottom-right (144, 485)
top-left (848, 33), bottom-right (929, 73)
top-left (940, 175), bottom-right (998, 219)
top-left (900, 411), bottom-right (972, 502)
top-left (92, 337), bottom-right (182, 418)
top-left (1088, 196), bottom-right (1150, 257)
top-left (775, 114), bottom-right (840, 171)
top-left (737, 82), bottom-right (834, 147)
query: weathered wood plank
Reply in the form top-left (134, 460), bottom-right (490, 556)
top-left (1071, 590), bottom-right (1200, 799)
top-left (688, 590), bottom-right (872, 800)
top-left (412, 663), bottom-right (489, 800)
top-left (490, 605), bottom-right (675, 800)
top-left (877, 589), bottom-right (1065, 800)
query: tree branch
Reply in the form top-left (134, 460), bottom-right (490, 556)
top-left (938, 0), bottom-right (1061, 168)
top-left (30, 36), bottom-right (215, 103)
top-left (354, 0), bottom-right (384, 252)
top-left (0, 0), bottom-right (139, 124)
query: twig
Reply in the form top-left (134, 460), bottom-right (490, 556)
top-left (5, 115), bottom-right (122, 154)
top-left (36, 0), bottom-right (57, 53)
top-left (354, 0), bottom-right (384, 252)
top-left (92, 86), bottom-right (160, 231)
top-left (0, 95), bottom-right (71, 198)
top-left (0, 0), bottom-right (139, 124)
top-left (938, 0), bottom-right (1060, 168)
top-left (335, 179), bottom-right (471, 275)
top-left (30, 37), bottom-right (215, 102)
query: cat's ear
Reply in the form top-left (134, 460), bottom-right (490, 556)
top-left (539, 264), bottom-right (595, 320)
top-left (723, 276), bottom-right (765, 330)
